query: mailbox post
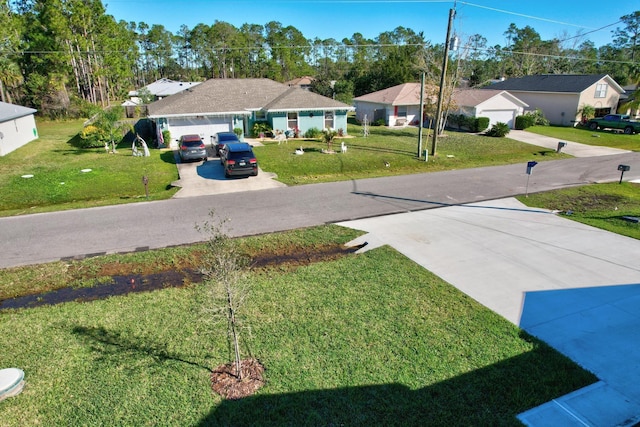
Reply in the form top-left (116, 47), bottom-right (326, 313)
top-left (525, 161), bottom-right (538, 197)
top-left (557, 141), bottom-right (567, 153)
top-left (618, 164), bottom-right (630, 184)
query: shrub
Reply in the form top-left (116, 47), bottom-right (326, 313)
top-left (233, 127), bottom-right (243, 137)
top-left (252, 122), bottom-right (272, 137)
top-left (304, 127), bottom-right (322, 138)
top-left (473, 117), bottom-right (490, 132)
top-left (372, 118), bottom-right (386, 126)
top-left (77, 124), bottom-right (108, 148)
top-left (162, 130), bottom-right (171, 147)
top-left (486, 122), bottom-right (510, 137)
top-left (447, 114), bottom-right (474, 131)
top-left (515, 115), bottom-right (535, 130)
top-left (525, 109), bottom-right (550, 126)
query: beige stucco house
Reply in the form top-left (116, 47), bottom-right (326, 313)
top-left (487, 74), bottom-right (624, 126)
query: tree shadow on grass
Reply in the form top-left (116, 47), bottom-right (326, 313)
top-left (71, 325), bottom-right (211, 372)
top-left (200, 338), bottom-right (596, 426)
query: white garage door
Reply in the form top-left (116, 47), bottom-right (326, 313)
top-left (168, 117), bottom-right (231, 147)
top-left (483, 110), bottom-right (516, 128)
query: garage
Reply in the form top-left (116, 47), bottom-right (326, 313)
top-left (452, 89), bottom-right (528, 130)
top-left (168, 116), bottom-right (231, 147)
top-left (480, 109), bottom-right (518, 128)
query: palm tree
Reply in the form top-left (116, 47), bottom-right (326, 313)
top-left (0, 59), bottom-right (23, 103)
top-left (577, 104), bottom-right (596, 123)
top-left (322, 128), bottom-right (338, 152)
top-left (618, 75), bottom-right (640, 117)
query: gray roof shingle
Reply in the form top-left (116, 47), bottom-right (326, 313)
top-left (148, 78), bottom-right (352, 118)
top-left (487, 74), bottom-right (621, 93)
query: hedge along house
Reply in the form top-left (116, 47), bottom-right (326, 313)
top-left (486, 74), bottom-right (624, 126)
top-left (450, 89), bottom-right (528, 129)
top-left (353, 83), bottom-right (437, 127)
top-left (0, 102), bottom-right (38, 156)
top-left (147, 78), bottom-right (353, 148)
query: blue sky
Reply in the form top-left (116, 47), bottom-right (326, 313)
top-left (103, 0), bottom-right (634, 49)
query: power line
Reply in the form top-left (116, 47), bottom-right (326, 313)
top-left (458, 2), bottom-right (596, 30)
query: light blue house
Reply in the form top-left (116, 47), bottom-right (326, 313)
top-left (148, 78), bottom-right (353, 148)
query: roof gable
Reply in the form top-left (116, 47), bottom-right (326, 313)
top-left (148, 78), bottom-right (352, 118)
top-left (264, 86), bottom-right (353, 112)
top-left (353, 83), bottom-right (438, 106)
top-left (129, 78), bottom-right (202, 97)
top-left (453, 89), bottom-right (528, 108)
top-left (0, 102), bottom-right (37, 122)
top-left (488, 74), bottom-right (624, 94)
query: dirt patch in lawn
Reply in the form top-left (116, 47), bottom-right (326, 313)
top-left (0, 243), bottom-right (364, 311)
top-left (211, 358), bottom-right (265, 399)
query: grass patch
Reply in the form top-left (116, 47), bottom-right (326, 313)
top-left (518, 182), bottom-right (640, 240)
top-left (0, 119), bottom-right (179, 216)
top-left (255, 123), bottom-right (567, 185)
top-left (0, 226), bottom-right (595, 426)
top-left (526, 125), bottom-right (640, 150)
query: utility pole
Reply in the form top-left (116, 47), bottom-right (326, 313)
top-left (430, 7), bottom-right (456, 158)
top-left (417, 72), bottom-right (425, 160)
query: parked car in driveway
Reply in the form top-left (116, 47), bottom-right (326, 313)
top-left (219, 142), bottom-right (258, 178)
top-left (213, 132), bottom-right (240, 156)
top-left (178, 134), bottom-right (208, 162)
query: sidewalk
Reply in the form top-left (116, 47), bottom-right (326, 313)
top-left (508, 130), bottom-right (631, 157)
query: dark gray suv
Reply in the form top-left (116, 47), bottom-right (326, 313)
top-left (219, 143), bottom-right (258, 178)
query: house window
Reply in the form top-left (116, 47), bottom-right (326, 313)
top-left (324, 111), bottom-right (334, 129)
top-left (287, 112), bottom-right (298, 130)
top-left (595, 83), bottom-right (608, 98)
top-left (255, 110), bottom-right (266, 121)
top-left (397, 106), bottom-right (407, 117)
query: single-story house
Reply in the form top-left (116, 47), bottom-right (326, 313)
top-left (284, 76), bottom-right (315, 90)
top-left (353, 83), bottom-right (437, 127)
top-left (123, 78), bottom-right (202, 117)
top-left (0, 102), bottom-right (38, 156)
top-left (450, 89), bottom-right (528, 129)
top-left (147, 78), bottom-right (354, 148)
top-left (486, 74), bottom-right (624, 126)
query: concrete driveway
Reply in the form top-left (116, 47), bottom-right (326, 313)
top-left (171, 143), bottom-right (286, 198)
top-left (339, 198), bottom-right (640, 426)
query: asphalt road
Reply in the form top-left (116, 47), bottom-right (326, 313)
top-left (1, 152), bottom-right (639, 268)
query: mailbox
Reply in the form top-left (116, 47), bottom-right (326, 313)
top-left (618, 164), bottom-right (630, 184)
top-left (557, 141), bottom-right (567, 153)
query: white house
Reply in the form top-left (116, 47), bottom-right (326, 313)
top-left (353, 83), bottom-right (437, 127)
top-left (0, 102), bottom-right (38, 156)
top-left (450, 89), bottom-right (528, 129)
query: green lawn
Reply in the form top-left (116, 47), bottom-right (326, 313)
top-left (0, 119), bottom-right (179, 216)
top-left (256, 123), bottom-right (568, 185)
top-left (0, 226), bottom-right (596, 426)
top-left (526, 124), bottom-right (640, 150)
top-left (518, 182), bottom-right (640, 240)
